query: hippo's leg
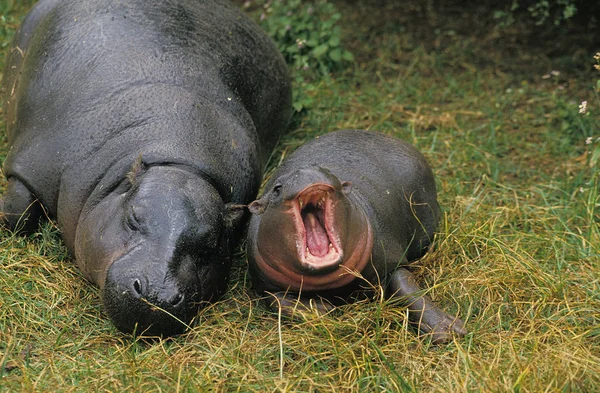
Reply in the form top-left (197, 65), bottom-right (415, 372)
top-left (389, 268), bottom-right (467, 344)
top-left (0, 177), bottom-right (44, 233)
top-left (266, 291), bottom-right (335, 318)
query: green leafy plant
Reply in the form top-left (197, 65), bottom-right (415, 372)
top-left (245, 0), bottom-right (354, 112)
top-left (253, 0), bottom-right (354, 75)
top-left (494, 0), bottom-right (579, 26)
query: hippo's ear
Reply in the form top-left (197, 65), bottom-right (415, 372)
top-left (248, 199), bottom-right (266, 216)
top-left (341, 181), bottom-right (352, 194)
top-left (223, 203), bottom-right (247, 229)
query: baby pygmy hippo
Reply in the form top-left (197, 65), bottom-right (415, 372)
top-left (246, 129), bottom-right (466, 344)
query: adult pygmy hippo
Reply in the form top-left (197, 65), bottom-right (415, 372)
top-left (0, 0), bottom-right (292, 335)
top-left (247, 130), bottom-right (466, 343)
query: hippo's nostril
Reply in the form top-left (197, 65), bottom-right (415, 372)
top-left (132, 279), bottom-right (143, 296)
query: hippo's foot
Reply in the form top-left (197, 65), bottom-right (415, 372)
top-left (0, 177), bottom-right (44, 233)
top-left (389, 268), bottom-right (467, 344)
top-left (265, 291), bottom-right (335, 319)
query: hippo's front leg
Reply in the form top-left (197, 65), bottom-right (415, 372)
top-left (266, 291), bottom-right (335, 318)
top-left (389, 268), bottom-right (467, 344)
top-left (0, 177), bottom-right (44, 233)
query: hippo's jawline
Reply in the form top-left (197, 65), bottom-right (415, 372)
top-left (292, 184), bottom-right (343, 272)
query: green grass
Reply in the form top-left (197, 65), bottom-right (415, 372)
top-left (1, 1), bottom-right (599, 391)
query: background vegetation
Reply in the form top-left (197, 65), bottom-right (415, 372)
top-left (1, 0), bottom-right (599, 391)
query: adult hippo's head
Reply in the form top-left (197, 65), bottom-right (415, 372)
top-left (247, 167), bottom-right (373, 293)
top-left (73, 164), bottom-right (245, 336)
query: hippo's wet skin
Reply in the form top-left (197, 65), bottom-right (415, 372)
top-left (0, 0), bottom-right (292, 335)
top-left (247, 130), bottom-right (466, 344)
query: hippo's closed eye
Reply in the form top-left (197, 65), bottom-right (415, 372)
top-left (125, 206), bottom-right (141, 231)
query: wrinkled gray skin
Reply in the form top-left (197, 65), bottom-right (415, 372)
top-left (247, 130), bottom-right (466, 344)
top-left (0, 0), bottom-right (292, 335)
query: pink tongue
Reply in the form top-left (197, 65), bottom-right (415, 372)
top-left (303, 212), bottom-right (329, 257)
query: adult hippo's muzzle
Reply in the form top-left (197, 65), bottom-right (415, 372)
top-left (102, 242), bottom-right (215, 336)
top-left (75, 166), bottom-right (240, 335)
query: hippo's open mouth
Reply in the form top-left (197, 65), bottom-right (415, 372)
top-left (294, 184), bottom-right (342, 272)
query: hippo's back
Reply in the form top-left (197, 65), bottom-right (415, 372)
top-left (2, 0), bottom-right (291, 215)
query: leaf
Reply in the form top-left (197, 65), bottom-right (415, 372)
top-left (312, 44), bottom-right (329, 58)
top-left (328, 36), bottom-right (340, 47)
top-left (292, 102), bottom-right (304, 112)
top-left (306, 37), bottom-right (319, 47)
top-left (329, 48), bottom-right (342, 62)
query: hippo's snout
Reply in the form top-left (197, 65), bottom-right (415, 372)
top-left (102, 255), bottom-right (198, 336)
top-left (129, 276), bottom-right (184, 307)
